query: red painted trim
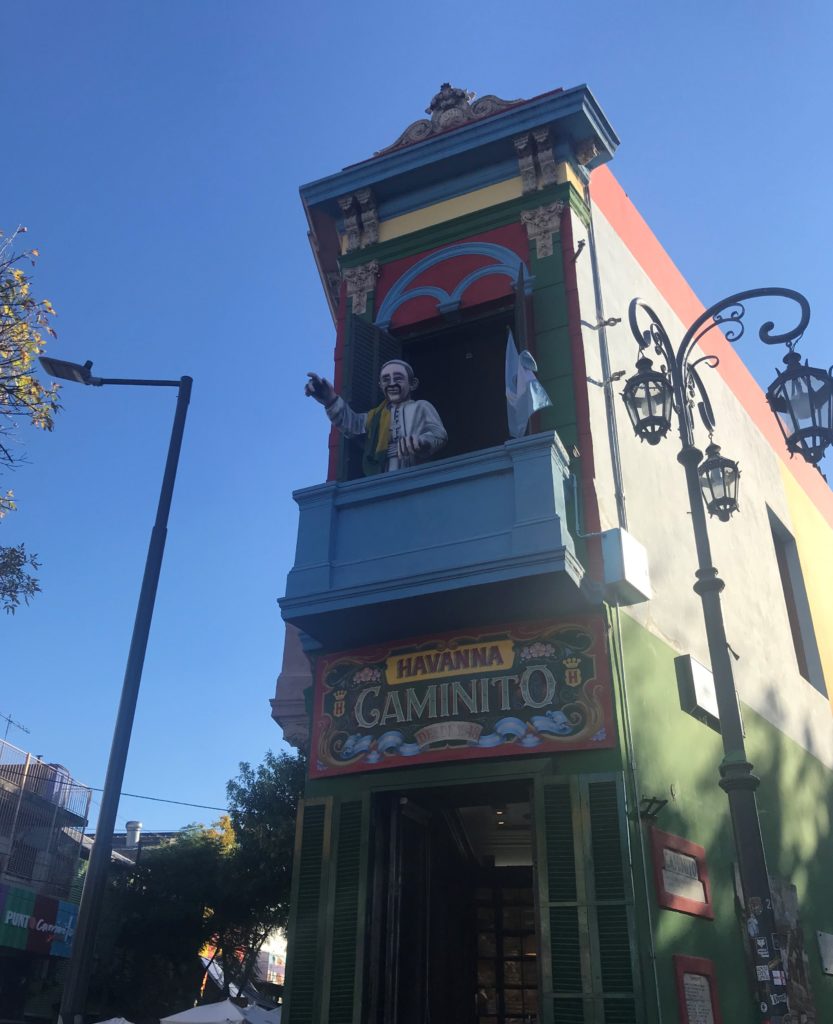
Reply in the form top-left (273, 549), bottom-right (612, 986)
top-left (590, 164), bottom-right (833, 528)
top-left (560, 207), bottom-right (604, 582)
top-left (650, 826), bottom-right (714, 919)
top-left (673, 955), bottom-right (723, 1024)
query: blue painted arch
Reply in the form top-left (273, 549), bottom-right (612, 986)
top-left (374, 241), bottom-right (533, 329)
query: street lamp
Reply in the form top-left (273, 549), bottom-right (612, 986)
top-left (39, 356), bottom-right (192, 1024)
top-left (620, 288), bottom-right (827, 1022)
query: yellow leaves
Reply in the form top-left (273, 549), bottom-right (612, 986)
top-left (0, 491), bottom-right (16, 520)
top-left (1, 234), bottom-right (62, 471)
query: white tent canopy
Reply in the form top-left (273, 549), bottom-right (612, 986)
top-left (161, 1000), bottom-right (280, 1024)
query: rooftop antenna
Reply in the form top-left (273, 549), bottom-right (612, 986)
top-left (1, 712), bottom-right (31, 743)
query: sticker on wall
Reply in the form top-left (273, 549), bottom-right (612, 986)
top-left (309, 617), bottom-right (614, 777)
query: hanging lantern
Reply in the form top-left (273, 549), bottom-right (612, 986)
top-left (621, 356), bottom-right (673, 445)
top-left (766, 351), bottom-right (833, 465)
top-left (698, 442), bottom-right (740, 521)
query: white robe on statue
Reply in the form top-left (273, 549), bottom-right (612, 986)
top-left (326, 396), bottom-right (447, 471)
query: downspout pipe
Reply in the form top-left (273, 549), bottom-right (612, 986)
top-left (584, 183), bottom-right (628, 530)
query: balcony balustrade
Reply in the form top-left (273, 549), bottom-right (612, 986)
top-left (280, 431), bottom-right (588, 649)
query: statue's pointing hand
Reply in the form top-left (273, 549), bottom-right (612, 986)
top-left (305, 372), bottom-right (337, 407)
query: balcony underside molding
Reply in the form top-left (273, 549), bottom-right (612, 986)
top-left (280, 432), bottom-right (589, 648)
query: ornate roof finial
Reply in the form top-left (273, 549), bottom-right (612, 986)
top-left (376, 84), bottom-right (522, 156)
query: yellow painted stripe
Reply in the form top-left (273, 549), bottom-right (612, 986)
top-left (779, 462), bottom-right (833, 709)
top-left (339, 162), bottom-right (582, 252)
top-left (377, 177), bottom-right (524, 243)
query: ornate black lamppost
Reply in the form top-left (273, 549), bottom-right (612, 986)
top-left (621, 288), bottom-right (831, 1021)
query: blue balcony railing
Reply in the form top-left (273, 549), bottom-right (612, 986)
top-left (280, 431), bottom-right (586, 649)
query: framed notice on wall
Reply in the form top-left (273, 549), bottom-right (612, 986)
top-left (673, 955), bottom-right (722, 1024)
top-left (650, 827), bottom-right (714, 919)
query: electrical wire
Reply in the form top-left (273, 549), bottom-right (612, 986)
top-left (87, 787), bottom-right (227, 812)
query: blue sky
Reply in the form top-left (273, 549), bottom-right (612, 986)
top-left (3, 1), bottom-right (831, 830)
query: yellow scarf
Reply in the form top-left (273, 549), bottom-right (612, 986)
top-left (363, 401), bottom-right (391, 475)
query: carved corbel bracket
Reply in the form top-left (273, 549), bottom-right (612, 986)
top-left (575, 138), bottom-right (600, 167)
top-left (514, 127), bottom-right (558, 193)
top-left (343, 260), bottom-right (380, 315)
top-left (521, 201), bottom-right (565, 259)
top-left (337, 189), bottom-right (380, 252)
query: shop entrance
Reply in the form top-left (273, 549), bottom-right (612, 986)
top-left (365, 780), bottom-right (537, 1024)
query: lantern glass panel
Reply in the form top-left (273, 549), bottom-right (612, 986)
top-left (767, 354), bottom-right (833, 465)
top-left (622, 366), bottom-right (672, 444)
top-left (698, 446), bottom-right (740, 521)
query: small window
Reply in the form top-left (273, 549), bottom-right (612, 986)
top-left (768, 508), bottom-right (826, 695)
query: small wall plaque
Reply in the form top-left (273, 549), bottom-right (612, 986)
top-left (673, 955), bottom-right (722, 1024)
top-left (651, 827), bottom-right (714, 919)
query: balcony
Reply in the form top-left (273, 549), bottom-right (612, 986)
top-left (280, 431), bottom-right (588, 649)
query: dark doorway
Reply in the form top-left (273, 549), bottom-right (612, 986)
top-left (403, 310), bottom-right (514, 461)
top-left (365, 780), bottom-right (537, 1024)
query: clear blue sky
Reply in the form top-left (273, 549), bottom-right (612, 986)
top-left (3, 1), bottom-right (831, 830)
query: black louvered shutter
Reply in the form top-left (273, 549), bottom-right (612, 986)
top-left (538, 777), bottom-right (639, 1024)
top-left (327, 801), bottom-right (364, 1024)
top-left (340, 316), bottom-right (400, 480)
top-left (285, 801), bottom-right (327, 1024)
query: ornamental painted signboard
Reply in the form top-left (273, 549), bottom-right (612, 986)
top-left (310, 618), bottom-right (614, 778)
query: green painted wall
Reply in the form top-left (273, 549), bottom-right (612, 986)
top-left (614, 609), bottom-right (833, 1023)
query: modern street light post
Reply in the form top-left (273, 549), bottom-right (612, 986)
top-left (620, 289), bottom-right (832, 1021)
top-left (39, 357), bottom-right (193, 1024)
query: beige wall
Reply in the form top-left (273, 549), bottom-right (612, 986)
top-left (573, 201), bottom-right (833, 768)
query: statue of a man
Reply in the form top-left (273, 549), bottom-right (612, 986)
top-left (305, 360), bottom-right (447, 474)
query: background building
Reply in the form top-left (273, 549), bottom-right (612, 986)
top-left (0, 739), bottom-right (90, 1020)
top-left (273, 81), bottom-right (833, 1024)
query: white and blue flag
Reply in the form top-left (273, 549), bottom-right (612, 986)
top-left (505, 329), bottom-right (553, 438)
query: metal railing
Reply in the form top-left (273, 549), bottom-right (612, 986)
top-left (0, 738), bottom-right (92, 900)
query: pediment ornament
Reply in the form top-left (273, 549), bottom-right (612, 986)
top-left (377, 83), bottom-right (521, 155)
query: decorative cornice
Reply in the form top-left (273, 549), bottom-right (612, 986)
top-left (377, 82), bottom-right (522, 155)
top-left (521, 201), bottom-right (565, 259)
top-left (343, 260), bottom-right (379, 315)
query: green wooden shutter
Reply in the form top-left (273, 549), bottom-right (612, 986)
top-left (339, 315), bottom-right (400, 480)
top-left (284, 800), bottom-right (330, 1024)
top-left (327, 800), bottom-right (365, 1024)
top-left (537, 775), bottom-right (639, 1024)
top-left (585, 779), bottom-right (638, 1024)
top-left (543, 783), bottom-right (585, 1024)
